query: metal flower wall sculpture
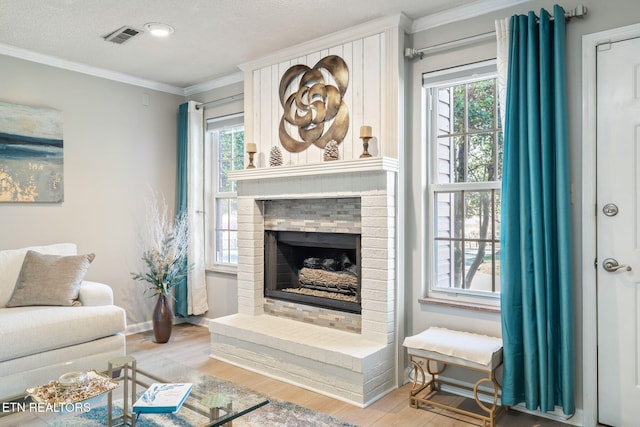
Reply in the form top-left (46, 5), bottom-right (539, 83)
top-left (278, 55), bottom-right (349, 153)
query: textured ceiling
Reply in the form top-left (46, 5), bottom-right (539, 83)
top-left (0, 0), bottom-right (483, 90)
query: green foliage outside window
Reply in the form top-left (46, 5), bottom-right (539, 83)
top-left (217, 127), bottom-right (244, 193)
top-left (435, 77), bottom-right (502, 292)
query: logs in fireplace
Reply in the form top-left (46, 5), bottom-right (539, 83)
top-left (264, 230), bottom-right (361, 313)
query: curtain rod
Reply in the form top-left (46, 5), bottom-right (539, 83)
top-left (194, 93), bottom-right (244, 110)
top-left (405, 4), bottom-right (588, 60)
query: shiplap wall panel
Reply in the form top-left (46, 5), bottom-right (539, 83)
top-left (277, 61), bottom-right (291, 166)
top-left (271, 63), bottom-right (282, 167)
top-left (363, 34), bottom-right (381, 157)
top-left (351, 39), bottom-right (364, 160)
top-left (249, 27), bottom-right (398, 166)
top-left (340, 42), bottom-right (354, 161)
top-left (252, 69), bottom-right (261, 167)
top-left (326, 45), bottom-right (343, 161)
top-left (380, 30), bottom-right (388, 158)
top-left (259, 66), bottom-right (273, 168)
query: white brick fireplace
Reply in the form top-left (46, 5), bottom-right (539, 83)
top-left (210, 157), bottom-right (398, 406)
top-left (208, 14), bottom-right (406, 406)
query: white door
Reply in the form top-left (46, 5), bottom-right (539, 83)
top-left (597, 36), bottom-right (640, 426)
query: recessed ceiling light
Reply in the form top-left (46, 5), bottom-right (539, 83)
top-left (143, 22), bottom-right (174, 37)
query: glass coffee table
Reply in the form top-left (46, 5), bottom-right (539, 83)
top-left (107, 355), bottom-right (269, 427)
top-left (1, 353), bottom-right (269, 427)
top-left (106, 356), bottom-right (269, 427)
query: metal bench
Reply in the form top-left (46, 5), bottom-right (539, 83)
top-left (403, 327), bottom-right (504, 427)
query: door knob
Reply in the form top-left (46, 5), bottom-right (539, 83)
top-left (603, 258), bottom-right (632, 272)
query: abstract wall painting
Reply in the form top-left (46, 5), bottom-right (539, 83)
top-left (0, 101), bottom-right (63, 203)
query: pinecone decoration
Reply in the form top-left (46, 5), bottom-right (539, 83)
top-left (323, 140), bottom-right (340, 161)
top-left (269, 146), bottom-right (283, 167)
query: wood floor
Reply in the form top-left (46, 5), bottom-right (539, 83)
top-left (128, 323), bottom-right (572, 427)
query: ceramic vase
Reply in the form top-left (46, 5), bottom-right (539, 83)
top-left (152, 293), bottom-right (173, 343)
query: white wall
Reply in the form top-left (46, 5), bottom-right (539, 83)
top-left (406, 0), bottom-right (640, 422)
top-left (0, 55), bottom-right (183, 327)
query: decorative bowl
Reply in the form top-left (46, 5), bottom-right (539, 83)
top-left (58, 371), bottom-right (89, 389)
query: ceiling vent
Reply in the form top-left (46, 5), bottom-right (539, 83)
top-left (103, 26), bottom-right (142, 44)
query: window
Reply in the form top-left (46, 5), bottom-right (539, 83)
top-left (424, 61), bottom-right (502, 303)
top-left (205, 113), bottom-right (244, 269)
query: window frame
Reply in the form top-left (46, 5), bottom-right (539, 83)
top-left (205, 112), bottom-right (244, 273)
top-left (423, 60), bottom-right (502, 306)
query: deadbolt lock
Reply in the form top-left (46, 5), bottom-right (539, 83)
top-left (603, 203), bottom-right (619, 217)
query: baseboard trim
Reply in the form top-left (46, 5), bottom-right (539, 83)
top-left (125, 317), bottom-right (187, 335)
top-left (183, 316), bottom-right (216, 330)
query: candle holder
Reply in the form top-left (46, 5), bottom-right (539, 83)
top-left (246, 143), bottom-right (257, 169)
top-left (359, 125), bottom-right (373, 158)
top-left (246, 151), bottom-right (256, 169)
top-left (360, 136), bottom-right (372, 158)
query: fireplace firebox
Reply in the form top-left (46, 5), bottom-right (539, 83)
top-left (264, 230), bottom-right (361, 314)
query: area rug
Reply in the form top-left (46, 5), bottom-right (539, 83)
top-left (45, 372), bottom-right (358, 427)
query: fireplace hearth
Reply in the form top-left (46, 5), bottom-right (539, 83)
top-left (264, 230), bottom-right (361, 313)
top-left (212, 157), bottom-right (399, 405)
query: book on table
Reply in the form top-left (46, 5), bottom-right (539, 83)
top-left (132, 382), bottom-right (193, 414)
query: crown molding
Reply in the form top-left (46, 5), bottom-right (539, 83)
top-left (0, 43), bottom-right (185, 95)
top-left (183, 71), bottom-right (244, 96)
top-left (411, 0), bottom-right (532, 33)
top-left (239, 13), bottom-right (411, 72)
top-left (0, 41), bottom-right (246, 96)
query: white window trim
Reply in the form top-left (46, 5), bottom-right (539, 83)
top-left (205, 113), bottom-right (244, 273)
top-left (211, 193), bottom-right (238, 272)
top-left (423, 60), bottom-right (501, 307)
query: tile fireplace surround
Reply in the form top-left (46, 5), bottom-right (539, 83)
top-left (210, 157), bottom-right (399, 406)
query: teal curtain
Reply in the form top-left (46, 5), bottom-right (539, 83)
top-left (500, 5), bottom-right (574, 415)
top-left (175, 103), bottom-right (188, 318)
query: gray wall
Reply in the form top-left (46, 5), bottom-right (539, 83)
top-left (0, 55), bottom-right (183, 327)
top-left (406, 0), bottom-right (640, 418)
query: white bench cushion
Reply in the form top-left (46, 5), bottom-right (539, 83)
top-left (403, 327), bottom-right (503, 369)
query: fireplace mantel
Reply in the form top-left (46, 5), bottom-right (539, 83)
top-left (229, 156), bottom-right (399, 182)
